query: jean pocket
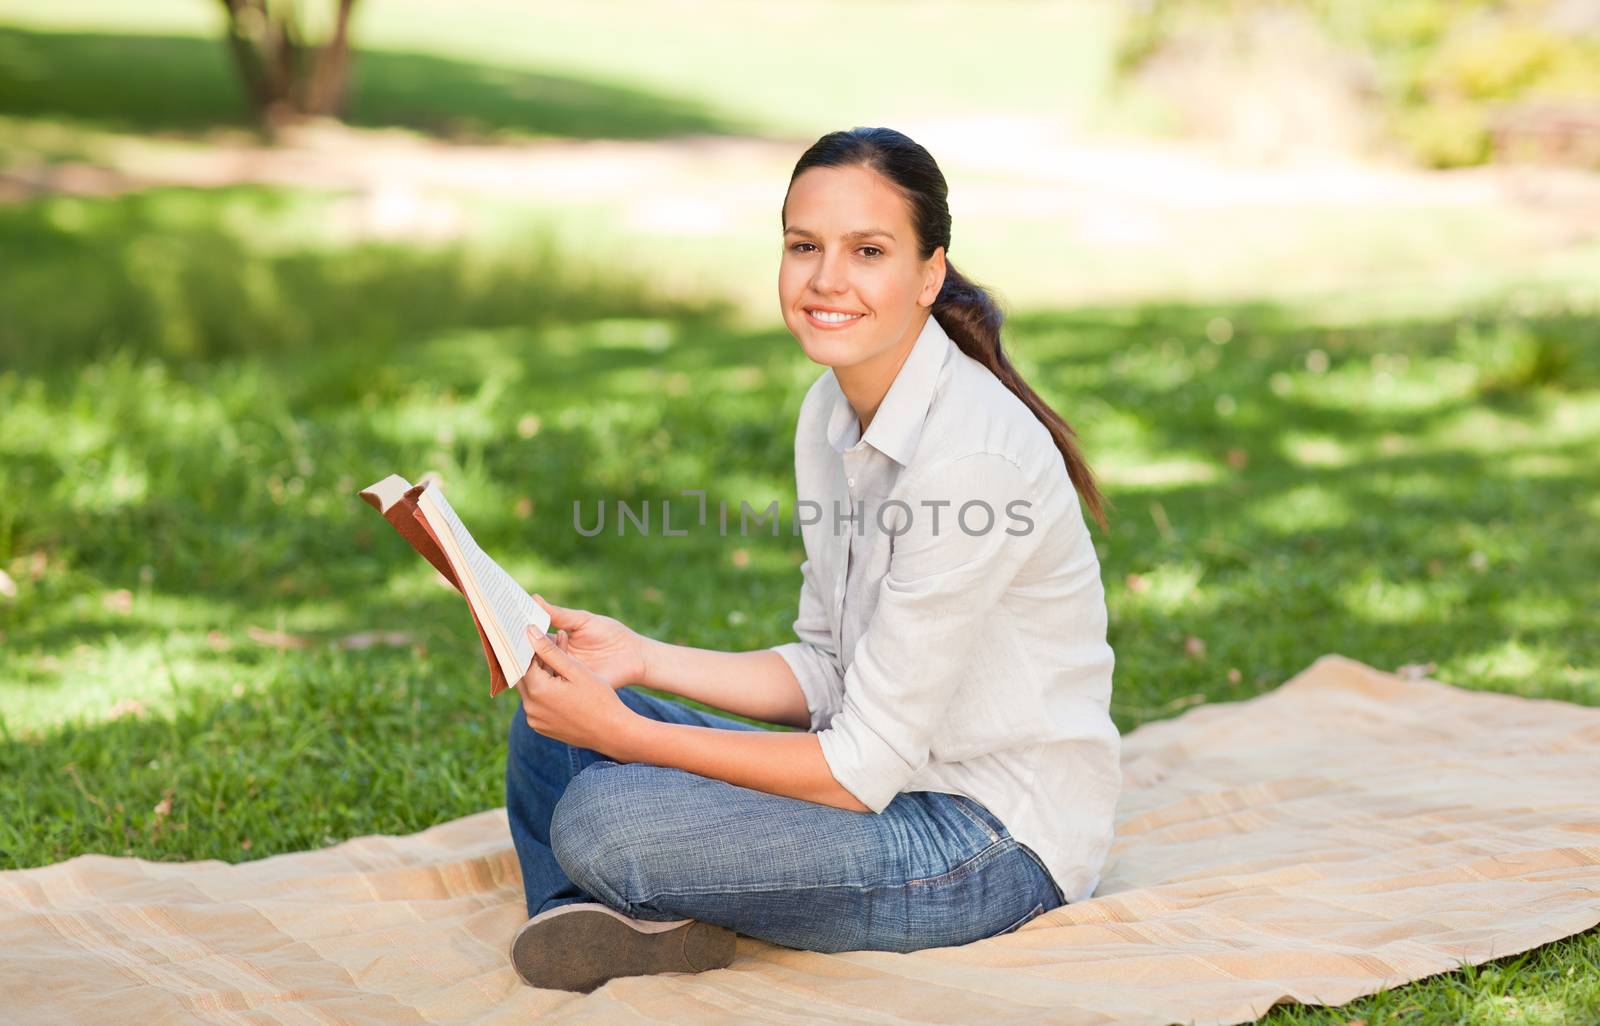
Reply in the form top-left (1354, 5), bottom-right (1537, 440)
top-left (947, 794), bottom-right (1007, 843)
top-left (993, 901), bottom-right (1046, 937)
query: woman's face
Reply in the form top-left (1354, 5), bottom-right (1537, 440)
top-left (779, 164), bottom-right (944, 371)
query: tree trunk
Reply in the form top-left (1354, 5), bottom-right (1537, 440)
top-left (306, 0), bottom-right (358, 117)
top-left (216, 0), bottom-right (361, 140)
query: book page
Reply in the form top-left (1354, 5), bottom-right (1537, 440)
top-left (416, 485), bottom-right (551, 686)
top-left (358, 474), bottom-right (414, 514)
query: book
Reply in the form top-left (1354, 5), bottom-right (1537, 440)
top-left (358, 474), bottom-right (551, 697)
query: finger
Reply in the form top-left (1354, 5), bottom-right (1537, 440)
top-left (556, 628), bottom-right (569, 652)
top-left (532, 592), bottom-right (564, 621)
top-left (527, 625), bottom-right (581, 679)
top-left (518, 659), bottom-right (543, 702)
top-left (529, 660), bottom-right (550, 685)
top-left (534, 593), bottom-right (587, 630)
top-left (525, 627), bottom-right (560, 679)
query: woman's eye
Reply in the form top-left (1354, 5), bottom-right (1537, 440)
top-left (786, 243), bottom-right (882, 257)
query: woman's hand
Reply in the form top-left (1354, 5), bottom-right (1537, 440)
top-left (519, 626), bottom-right (637, 754)
top-left (532, 593), bottom-right (648, 690)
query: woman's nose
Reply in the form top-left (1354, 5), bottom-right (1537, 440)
top-left (811, 252), bottom-right (849, 293)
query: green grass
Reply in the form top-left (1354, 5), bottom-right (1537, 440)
top-left (0, 183), bottom-right (1596, 1024)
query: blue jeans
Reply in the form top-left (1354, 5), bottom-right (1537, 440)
top-left (503, 687), bottom-right (1067, 954)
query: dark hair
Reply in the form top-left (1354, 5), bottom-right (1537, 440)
top-left (785, 126), bottom-right (1110, 532)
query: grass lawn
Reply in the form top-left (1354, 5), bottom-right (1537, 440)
top-left (1, 2), bottom-right (1597, 1022)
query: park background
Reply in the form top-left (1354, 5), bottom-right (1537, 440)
top-left (1, 2), bottom-right (1597, 1021)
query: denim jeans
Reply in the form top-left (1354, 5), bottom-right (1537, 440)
top-left (504, 686), bottom-right (1067, 954)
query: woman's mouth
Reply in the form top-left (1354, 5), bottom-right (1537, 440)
top-left (804, 307), bottom-right (865, 329)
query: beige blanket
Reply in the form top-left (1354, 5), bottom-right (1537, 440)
top-left (5, 654), bottom-right (1597, 1025)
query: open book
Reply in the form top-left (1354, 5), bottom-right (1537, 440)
top-left (358, 474), bottom-right (551, 697)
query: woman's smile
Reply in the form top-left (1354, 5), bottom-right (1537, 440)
top-left (804, 306), bottom-right (866, 329)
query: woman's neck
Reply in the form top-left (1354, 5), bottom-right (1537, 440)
top-left (834, 312), bottom-right (928, 437)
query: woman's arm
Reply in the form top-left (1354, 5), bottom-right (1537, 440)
top-left (639, 639), bottom-right (813, 731)
top-left (524, 627), bottom-right (870, 813)
top-left (613, 712), bottom-right (869, 811)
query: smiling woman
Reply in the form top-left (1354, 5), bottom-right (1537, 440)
top-left (501, 126), bottom-right (1121, 994)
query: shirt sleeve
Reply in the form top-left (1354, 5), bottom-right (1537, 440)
top-left (770, 555), bottom-right (846, 732)
top-left (815, 451), bottom-right (1051, 812)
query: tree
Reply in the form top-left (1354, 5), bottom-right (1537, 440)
top-left (217, 0), bottom-right (360, 139)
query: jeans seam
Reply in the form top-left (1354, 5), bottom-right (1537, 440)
top-left (1015, 841), bottom-right (1068, 906)
top-left (947, 794), bottom-right (1002, 844)
top-left (997, 901), bottom-right (1046, 935)
top-left (907, 836), bottom-right (1014, 888)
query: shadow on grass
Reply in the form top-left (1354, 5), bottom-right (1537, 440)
top-left (0, 27), bottom-right (753, 140)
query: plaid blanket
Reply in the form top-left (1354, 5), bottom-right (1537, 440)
top-left (5, 654), bottom-right (1597, 1025)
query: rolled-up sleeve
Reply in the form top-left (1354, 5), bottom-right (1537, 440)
top-left (770, 555), bottom-right (845, 731)
top-left (816, 452), bottom-right (1050, 812)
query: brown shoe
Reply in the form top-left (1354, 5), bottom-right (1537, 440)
top-left (509, 901), bottom-right (736, 992)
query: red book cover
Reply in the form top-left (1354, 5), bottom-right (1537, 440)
top-left (359, 478), bottom-right (513, 697)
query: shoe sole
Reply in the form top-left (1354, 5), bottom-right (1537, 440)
top-left (510, 903), bottom-right (737, 992)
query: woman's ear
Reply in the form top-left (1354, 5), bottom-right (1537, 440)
top-left (921, 246), bottom-right (940, 305)
top-left (920, 246), bottom-right (947, 307)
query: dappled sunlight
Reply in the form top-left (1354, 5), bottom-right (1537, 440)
top-left (1499, 451), bottom-right (1586, 480)
top-left (1280, 431), bottom-right (1357, 469)
top-left (1273, 350), bottom-right (1479, 414)
top-left (541, 317), bottom-right (680, 356)
top-left (1429, 396), bottom-right (1600, 453)
top-left (1336, 571), bottom-right (1466, 626)
top-left (1494, 593), bottom-right (1577, 632)
top-left (1116, 560), bottom-right (1218, 617)
top-left (1357, 468), bottom-right (1454, 502)
top-left (4, 589), bottom-right (258, 730)
top-left (1455, 638), bottom-right (1579, 700)
top-left (1251, 483), bottom-right (1355, 533)
top-left (365, 379), bottom-right (515, 452)
top-left (1096, 457), bottom-right (1223, 490)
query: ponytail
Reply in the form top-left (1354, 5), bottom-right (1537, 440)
top-left (933, 260), bottom-right (1111, 532)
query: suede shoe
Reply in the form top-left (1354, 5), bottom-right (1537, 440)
top-left (509, 901), bottom-right (736, 992)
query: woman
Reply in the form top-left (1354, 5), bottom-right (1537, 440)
top-left (504, 126), bottom-right (1120, 993)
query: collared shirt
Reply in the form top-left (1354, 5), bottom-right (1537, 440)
top-left (770, 312), bottom-right (1121, 904)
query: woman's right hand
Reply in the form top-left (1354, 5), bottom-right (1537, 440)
top-left (532, 594), bottom-right (647, 690)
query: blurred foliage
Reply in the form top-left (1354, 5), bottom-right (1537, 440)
top-left (1116, 0), bottom-right (1600, 167)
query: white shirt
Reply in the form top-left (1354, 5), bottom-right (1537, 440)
top-left (770, 311), bottom-right (1121, 904)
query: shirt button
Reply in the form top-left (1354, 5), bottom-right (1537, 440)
top-left (847, 477), bottom-right (855, 488)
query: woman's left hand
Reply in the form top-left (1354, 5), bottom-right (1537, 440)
top-left (518, 626), bottom-right (637, 754)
